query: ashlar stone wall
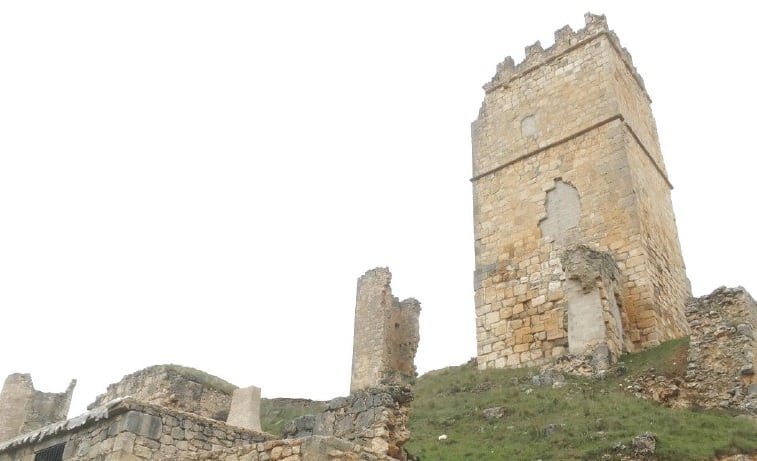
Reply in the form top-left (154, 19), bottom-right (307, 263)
top-left (471, 13), bottom-right (690, 370)
top-left (350, 268), bottom-right (421, 392)
top-left (0, 373), bottom-right (76, 442)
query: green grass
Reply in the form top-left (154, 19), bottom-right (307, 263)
top-left (159, 364), bottom-right (238, 394)
top-left (617, 336), bottom-right (689, 377)
top-left (406, 340), bottom-right (757, 461)
top-left (260, 398), bottom-right (326, 436)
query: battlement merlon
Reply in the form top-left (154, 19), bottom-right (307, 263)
top-left (483, 13), bottom-right (648, 101)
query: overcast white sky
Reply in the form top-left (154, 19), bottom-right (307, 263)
top-left (1, 1), bottom-right (754, 418)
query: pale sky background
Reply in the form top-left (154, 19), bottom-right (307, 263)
top-left (1, 1), bottom-right (754, 418)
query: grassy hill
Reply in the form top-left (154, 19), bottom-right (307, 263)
top-left (260, 339), bottom-right (757, 460)
top-left (405, 339), bottom-right (756, 460)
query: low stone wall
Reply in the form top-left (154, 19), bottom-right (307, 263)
top-left (189, 439), bottom-right (302, 461)
top-left (0, 398), bottom-right (273, 461)
top-left (283, 386), bottom-right (412, 461)
top-left (88, 365), bottom-right (237, 421)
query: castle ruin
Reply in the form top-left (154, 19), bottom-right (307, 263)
top-left (472, 13), bottom-right (691, 369)
top-left (0, 268), bottom-right (420, 460)
top-left (350, 268), bottom-right (421, 393)
top-left (1, 11), bottom-right (754, 461)
top-left (0, 374), bottom-right (75, 443)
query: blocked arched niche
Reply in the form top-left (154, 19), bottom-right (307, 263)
top-left (539, 180), bottom-right (581, 245)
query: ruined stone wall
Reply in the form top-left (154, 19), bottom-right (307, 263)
top-left (189, 439), bottom-right (302, 461)
top-left (284, 386), bottom-right (413, 461)
top-left (193, 435), bottom-right (406, 461)
top-left (471, 13), bottom-right (689, 369)
top-left (685, 287), bottom-right (756, 413)
top-left (0, 389), bottom-right (412, 461)
top-left (88, 365), bottom-right (236, 421)
top-left (350, 268), bottom-right (420, 392)
top-left (624, 287), bottom-right (756, 414)
top-left (561, 246), bottom-right (626, 365)
top-left (0, 373), bottom-right (75, 442)
top-left (0, 398), bottom-right (272, 461)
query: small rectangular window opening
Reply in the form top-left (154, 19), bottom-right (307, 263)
top-left (34, 443), bottom-right (65, 461)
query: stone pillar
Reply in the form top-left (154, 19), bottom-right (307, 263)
top-left (561, 246), bottom-right (626, 366)
top-left (226, 386), bottom-right (261, 432)
top-left (350, 268), bottom-right (421, 393)
top-left (0, 373), bottom-right (76, 442)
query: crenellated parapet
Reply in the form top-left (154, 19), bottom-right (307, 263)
top-left (484, 13), bottom-right (647, 100)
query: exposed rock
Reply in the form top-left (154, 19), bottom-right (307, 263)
top-left (631, 432), bottom-right (656, 456)
top-left (532, 370), bottom-right (565, 387)
top-left (481, 407), bottom-right (507, 420)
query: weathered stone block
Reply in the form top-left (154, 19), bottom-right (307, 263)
top-left (121, 411), bottom-right (163, 440)
top-left (226, 386), bottom-right (262, 432)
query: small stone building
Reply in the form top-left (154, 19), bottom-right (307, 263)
top-left (472, 13), bottom-right (691, 369)
top-left (0, 268), bottom-right (420, 460)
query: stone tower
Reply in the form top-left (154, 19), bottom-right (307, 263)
top-left (0, 373), bottom-right (76, 442)
top-left (350, 268), bottom-right (421, 392)
top-left (471, 13), bottom-right (690, 370)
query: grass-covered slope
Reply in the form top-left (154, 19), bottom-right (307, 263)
top-left (260, 398), bottom-right (326, 435)
top-left (406, 339), bottom-right (757, 461)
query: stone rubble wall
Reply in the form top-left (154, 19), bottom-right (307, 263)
top-left (189, 435), bottom-right (412, 461)
top-left (0, 398), bottom-right (273, 461)
top-left (624, 287), bottom-right (756, 415)
top-left (685, 287), bottom-right (756, 413)
top-left (0, 388), bottom-right (413, 461)
top-left (183, 438), bottom-right (302, 461)
top-left (0, 373), bottom-right (75, 442)
top-left (472, 13), bottom-right (690, 370)
top-left (350, 269), bottom-right (420, 392)
top-left (284, 386), bottom-right (413, 461)
top-left (88, 365), bottom-right (236, 421)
